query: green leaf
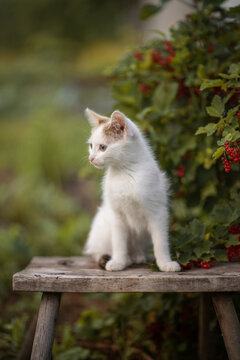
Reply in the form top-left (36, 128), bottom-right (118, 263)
top-left (211, 95), bottom-right (224, 116)
top-left (195, 123), bottom-right (217, 136)
top-left (212, 146), bottom-right (225, 160)
top-left (222, 127), bottom-right (240, 142)
top-left (200, 79), bottom-right (223, 91)
top-left (197, 64), bottom-right (206, 80)
top-left (228, 235), bottom-right (240, 246)
top-left (217, 133), bottom-right (233, 146)
top-left (194, 241), bottom-right (211, 259)
top-left (229, 63), bottom-right (240, 76)
top-left (219, 73), bottom-right (236, 79)
top-left (211, 204), bottom-right (237, 224)
top-left (188, 219), bottom-right (206, 240)
top-left (153, 81), bottom-right (178, 113)
top-left (223, 106), bottom-right (239, 123)
top-left (206, 106), bottom-right (220, 117)
top-left (212, 225), bottom-right (228, 239)
top-left (214, 249), bottom-right (228, 262)
top-left (178, 252), bottom-right (192, 265)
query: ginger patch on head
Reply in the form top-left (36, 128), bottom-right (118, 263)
top-left (103, 111), bottom-right (126, 140)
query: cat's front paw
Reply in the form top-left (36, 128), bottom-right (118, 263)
top-left (105, 259), bottom-right (127, 271)
top-left (158, 261), bottom-right (181, 272)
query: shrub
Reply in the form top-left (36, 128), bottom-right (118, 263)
top-left (109, 0), bottom-right (240, 267)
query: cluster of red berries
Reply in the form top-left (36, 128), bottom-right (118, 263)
top-left (132, 50), bottom-right (144, 61)
top-left (133, 41), bottom-right (175, 64)
top-left (229, 224), bottom-right (240, 235)
top-left (164, 41), bottom-right (175, 57)
top-left (226, 224), bottom-right (240, 261)
top-left (181, 259), bottom-right (216, 270)
top-left (221, 141), bottom-right (240, 173)
top-left (151, 42), bottom-right (175, 67)
top-left (139, 83), bottom-right (151, 95)
top-left (226, 245), bottom-right (240, 261)
top-left (151, 50), bottom-right (173, 67)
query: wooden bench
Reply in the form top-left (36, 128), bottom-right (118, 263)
top-left (13, 256), bottom-right (240, 360)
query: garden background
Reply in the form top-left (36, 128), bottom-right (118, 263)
top-left (0, 0), bottom-right (240, 359)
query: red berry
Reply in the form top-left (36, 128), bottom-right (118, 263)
top-left (226, 245), bottom-right (240, 261)
top-left (193, 87), bottom-right (201, 94)
top-left (207, 43), bottom-right (215, 53)
top-left (181, 262), bottom-right (193, 270)
top-left (204, 264), bottom-right (212, 269)
top-left (201, 260), bottom-right (213, 269)
top-left (133, 50), bottom-right (144, 61)
top-left (194, 260), bottom-right (202, 268)
top-left (140, 84), bottom-right (151, 95)
top-left (177, 165), bottom-right (185, 178)
top-left (237, 112), bottom-right (240, 118)
top-left (229, 225), bottom-right (240, 234)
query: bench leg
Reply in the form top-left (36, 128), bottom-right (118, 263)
top-left (212, 293), bottom-right (240, 360)
top-left (30, 292), bottom-right (61, 360)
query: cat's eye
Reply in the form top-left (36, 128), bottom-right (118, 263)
top-left (99, 144), bottom-right (107, 152)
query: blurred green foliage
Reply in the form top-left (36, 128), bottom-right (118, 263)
top-left (52, 293), bottom-right (201, 360)
top-left (0, 0), bottom-right (142, 357)
top-left (0, 0), bottom-right (138, 50)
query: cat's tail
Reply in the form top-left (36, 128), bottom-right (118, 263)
top-left (98, 254), bottom-right (111, 269)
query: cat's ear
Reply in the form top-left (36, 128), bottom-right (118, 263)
top-left (110, 110), bottom-right (135, 137)
top-left (85, 108), bottom-right (109, 127)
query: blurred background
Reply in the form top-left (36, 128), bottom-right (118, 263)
top-left (0, 0), bottom-right (239, 359)
top-left (0, 0), bottom-right (143, 291)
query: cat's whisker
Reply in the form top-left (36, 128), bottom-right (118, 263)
top-left (79, 155), bottom-right (89, 165)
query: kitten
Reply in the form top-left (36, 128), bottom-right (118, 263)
top-left (84, 108), bottom-right (181, 272)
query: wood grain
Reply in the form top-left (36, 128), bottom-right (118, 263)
top-left (13, 256), bottom-right (240, 293)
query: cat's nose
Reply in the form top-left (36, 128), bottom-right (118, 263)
top-left (89, 156), bottom-right (95, 163)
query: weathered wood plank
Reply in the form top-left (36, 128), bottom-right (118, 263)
top-left (30, 292), bottom-right (61, 360)
top-left (13, 257), bottom-right (240, 293)
top-left (212, 293), bottom-right (240, 360)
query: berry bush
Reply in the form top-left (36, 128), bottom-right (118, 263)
top-left (109, 0), bottom-right (240, 268)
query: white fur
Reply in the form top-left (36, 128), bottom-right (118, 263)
top-left (84, 109), bottom-right (181, 272)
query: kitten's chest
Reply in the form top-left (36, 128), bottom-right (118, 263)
top-left (104, 171), bottom-right (147, 229)
top-left (105, 172), bottom-right (138, 203)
